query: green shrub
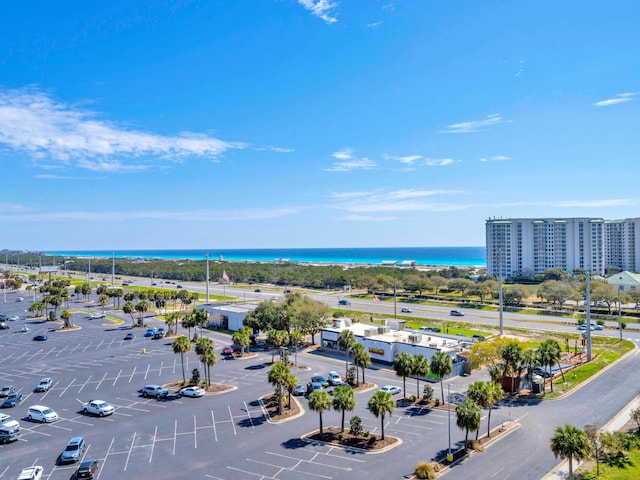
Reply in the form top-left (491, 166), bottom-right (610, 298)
top-left (363, 431), bottom-right (370, 437)
top-left (367, 435), bottom-right (376, 445)
top-left (423, 385), bottom-right (434, 401)
top-left (349, 416), bottom-right (363, 436)
top-left (337, 433), bottom-right (343, 442)
top-left (470, 440), bottom-right (484, 452)
top-left (190, 368), bottom-right (201, 385)
top-left (435, 398), bottom-right (441, 407)
top-left (414, 461), bottom-right (436, 480)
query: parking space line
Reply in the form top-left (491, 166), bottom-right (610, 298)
top-left (124, 431), bottom-right (137, 471)
top-left (95, 371), bottom-right (109, 390)
top-left (228, 405), bottom-right (237, 435)
top-left (173, 419), bottom-right (177, 455)
top-left (211, 410), bottom-right (218, 442)
top-left (40, 380), bottom-right (60, 400)
top-left (129, 366), bottom-right (137, 383)
top-left (113, 369), bottom-right (123, 387)
top-left (158, 360), bottom-right (163, 376)
top-left (194, 415), bottom-right (197, 449)
top-left (243, 400), bottom-right (256, 429)
top-left (149, 425), bottom-right (157, 463)
top-left (227, 466), bottom-right (268, 478)
top-left (144, 363), bottom-right (150, 380)
top-left (247, 458), bottom-right (332, 479)
top-left (55, 345), bottom-right (69, 357)
top-left (77, 375), bottom-right (93, 394)
top-left (97, 437), bottom-right (114, 480)
top-left (0, 466), bottom-right (9, 477)
top-left (266, 451), bottom-right (355, 471)
top-left (95, 339), bottom-right (104, 350)
top-left (58, 377), bottom-right (77, 397)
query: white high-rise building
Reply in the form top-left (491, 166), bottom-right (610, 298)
top-left (486, 217), bottom-right (640, 277)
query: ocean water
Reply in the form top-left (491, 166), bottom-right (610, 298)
top-left (47, 247), bottom-right (486, 267)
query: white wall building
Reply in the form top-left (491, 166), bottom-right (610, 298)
top-left (198, 303), bottom-right (256, 331)
top-left (486, 217), bottom-right (640, 278)
top-left (320, 318), bottom-right (465, 367)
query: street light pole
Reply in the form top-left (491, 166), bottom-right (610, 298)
top-left (585, 272), bottom-right (592, 362)
top-left (447, 383), bottom-right (453, 463)
top-left (618, 284), bottom-right (623, 341)
top-left (498, 249), bottom-right (504, 337)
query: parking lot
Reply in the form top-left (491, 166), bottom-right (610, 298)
top-left (0, 291), bottom-right (510, 479)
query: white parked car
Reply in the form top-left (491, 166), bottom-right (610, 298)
top-left (82, 400), bottom-right (115, 416)
top-left (89, 312), bottom-right (106, 319)
top-left (0, 412), bottom-right (19, 428)
top-left (17, 466), bottom-right (43, 480)
top-left (178, 386), bottom-right (205, 398)
top-left (328, 371), bottom-right (343, 386)
top-left (27, 405), bottom-right (58, 423)
top-left (35, 378), bottom-right (53, 392)
top-left (20, 324), bottom-right (30, 332)
top-left (379, 385), bottom-right (402, 395)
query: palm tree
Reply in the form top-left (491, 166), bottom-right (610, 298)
top-left (456, 398), bottom-right (481, 448)
top-left (352, 343), bottom-right (371, 386)
top-left (393, 352), bottom-right (413, 400)
top-left (337, 330), bottom-right (355, 378)
top-left (550, 424), bottom-right (590, 480)
top-left (467, 381), bottom-right (504, 439)
top-left (268, 363), bottom-right (290, 415)
top-left (539, 339), bottom-right (565, 392)
top-left (200, 347), bottom-right (218, 388)
top-left (284, 372), bottom-right (298, 411)
top-left (122, 302), bottom-right (136, 326)
top-left (172, 336), bottom-right (191, 383)
top-left (521, 347), bottom-right (540, 393)
top-left (60, 310), bottom-right (73, 329)
top-left (368, 390), bottom-right (395, 440)
top-left (430, 351), bottom-right (453, 405)
top-left (501, 341), bottom-right (523, 394)
top-left (232, 328), bottom-right (251, 357)
top-left (195, 337), bottom-right (214, 384)
top-left (412, 354), bottom-right (430, 400)
top-left (182, 313), bottom-right (196, 340)
top-left (135, 300), bottom-right (149, 326)
top-left (308, 390), bottom-right (331, 436)
top-left (332, 385), bottom-right (356, 432)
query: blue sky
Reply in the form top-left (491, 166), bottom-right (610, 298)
top-left (1, 0), bottom-right (638, 250)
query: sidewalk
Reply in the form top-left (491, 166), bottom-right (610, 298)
top-left (543, 394), bottom-right (640, 479)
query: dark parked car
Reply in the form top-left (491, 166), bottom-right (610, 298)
top-left (1, 393), bottom-right (22, 408)
top-left (33, 334), bottom-right (48, 341)
top-left (450, 310), bottom-right (464, 317)
top-left (76, 459), bottom-right (99, 479)
top-left (338, 299), bottom-right (350, 305)
top-left (124, 333), bottom-right (134, 340)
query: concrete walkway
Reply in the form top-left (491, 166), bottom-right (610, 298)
top-left (543, 394), bottom-right (640, 479)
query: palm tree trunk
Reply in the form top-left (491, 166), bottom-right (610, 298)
top-left (487, 409), bottom-right (492, 437)
top-left (319, 412), bottom-right (323, 436)
top-left (465, 429), bottom-right (469, 449)
top-left (440, 379), bottom-right (445, 404)
top-left (362, 366), bottom-right (366, 385)
top-left (381, 414), bottom-right (385, 440)
top-left (556, 361), bottom-right (566, 382)
top-left (180, 353), bottom-right (186, 382)
top-left (416, 376), bottom-right (420, 400)
top-left (341, 409), bottom-right (345, 432)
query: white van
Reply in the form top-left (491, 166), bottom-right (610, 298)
top-left (27, 405), bottom-right (59, 423)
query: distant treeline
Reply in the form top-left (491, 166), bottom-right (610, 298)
top-left (4, 253), bottom-right (483, 291)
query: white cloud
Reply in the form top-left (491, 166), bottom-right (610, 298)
top-left (331, 188), bottom-right (467, 213)
top-left (325, 157), bottom-right (376, 172)
top-left (0, 88), bottom-right (244, 169)
top-left (33, 174), bottom-right (89, 180)
top-left (480, 155), bottom-right (511, 162)
top-left (384, 154), bottom-right (422, 165)
top-left (426, 158), bottom-right (458, 166)
top-left (367, 21), bottom-right (382, 28)
top-left (593, 92), bottom-right (638, 107)
top-left (332, 148), bottom-right (354, 160)
top-left (253, 145), bottom-right (295, 152)
top-left (515, 60), bottom-right (525, 78)
top-left (76, 159), bottom-right (150, 173)
top-left (298, 0), bottom-right (338, 23)
top-left (443, 114), bottom-right (510, 134)
top-left (550, 199), bottom-right (636, 207)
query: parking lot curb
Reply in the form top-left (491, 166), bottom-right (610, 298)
top-left (259, 395), bottom-right (305, 423)
top-left (300, 430), bottom-right (403, 454)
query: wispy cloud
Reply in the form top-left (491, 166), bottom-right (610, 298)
top-left (298, 0), bottom-right (338, 24)
top-left (341, 214), bottom-right (395, 222)
top-left (593, 92), bottom-right (638, 107)
top-left (426, 158), bottom-right (458, 166)
top-left (331, 188), bottom-right (467, 213)
top-left (480, 155), bottom-right (511, 162)
top-left (33, 174), bottom-right (89, 180)
top-left (253, 145), bottom-right (295, 153)
top-left (326, 148), bottom-right (376, 172)
top-left (383, 153), bottom-right (422, 165)
top-left (76, 159), bottom-right (150, 173)
top-left (0, 207), bottom-right (302, 222)
top-left (0, 88), bottom-right (244, 169)
top-left (515, 60), bottom-right (525, 78)
top-left (443, 114), bottom-right (510, 134)
top-left (367, 21), bottom-right (382, 28)
top-left (550, 199), bottom-right (636, 207)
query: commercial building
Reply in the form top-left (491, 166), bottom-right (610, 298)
top-left (320, 318), bottom-right (470, 376)
top-left (198, 303), bottom-right (256, 331)
top-left (486, 217), bottom-right (640, 278)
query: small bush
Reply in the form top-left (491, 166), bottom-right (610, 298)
top-left (414, 461), bottom-right (436, 480)
top-left (423, 385), bottom-right (434, 401)
top-left (349, 416), bottom-right (363, 436)
top-left (367, 435), bottom-right (377, 445)
top-left (470, 440), bottom-right (484, 452)
top-left (408, 394), bottom-right (417, 403)
top-left (363, 431), bottom-right (370, 437)
top-left (435, 398), bottom-right (441, 407)
top-left (337, 433), bottom-right (343, 442)
top-left (190, 368), bottom-right (201, 385)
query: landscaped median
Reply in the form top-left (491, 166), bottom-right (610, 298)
top-left (301, 427), bottom-right (402, 454)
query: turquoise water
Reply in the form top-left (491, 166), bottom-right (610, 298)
top-left (47, 247), bottom-right (486, 267)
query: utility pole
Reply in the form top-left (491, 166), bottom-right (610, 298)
top-left (586, 272), bottom-right (592, 362)
top-left (205, 252), bottom-right (209, 304)
top-left (498, 249), bottom-right (504, 337)
top-left (618, 284), bottom-right (623, 341)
